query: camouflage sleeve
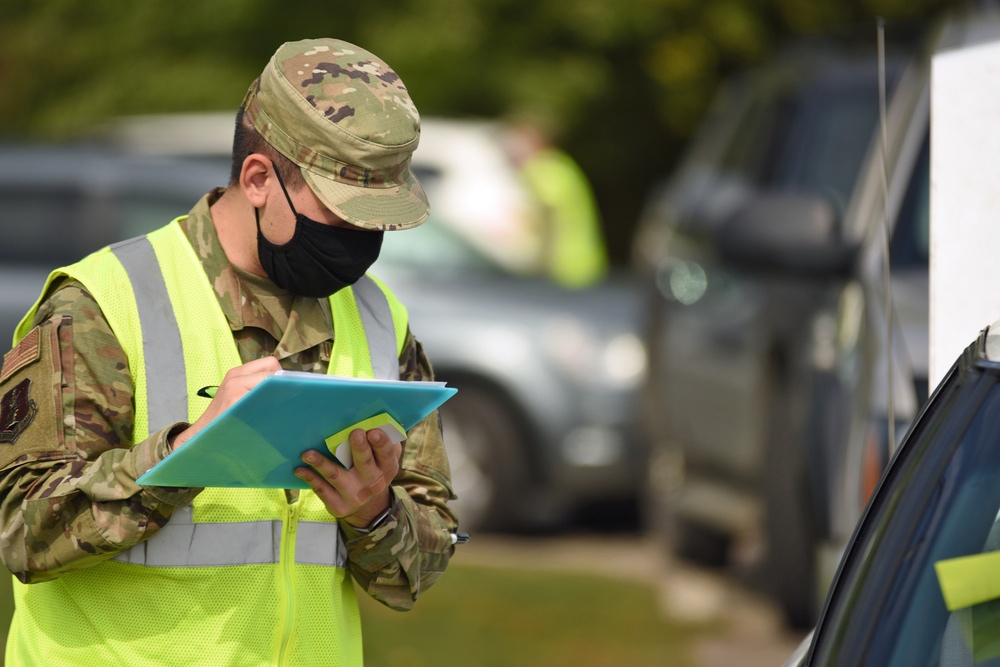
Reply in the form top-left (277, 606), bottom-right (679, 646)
top-left (340, 330), bottom-right (458, 611)
top-left (0, 282), bottom-right (200, 584)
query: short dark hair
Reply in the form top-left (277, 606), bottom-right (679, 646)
top-left (229, 107), bottom-right (306, 189)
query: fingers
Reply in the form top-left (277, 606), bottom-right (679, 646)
top-left (233, 356), bottom-right (282, 374)
top-left (211, 357), bottom-right (280, 405)
top-left (295, 427), bottom-right (401, 524)
top-left (296, 451), bottom-right (364, 513)
top-left (295, 450), bottom-right (385, 521)
top-left (174, 357), bottom-right (281, 448)
top-left (221, 357), bottom-right (281, 392)
top-left (350, 428), bottom-right (402, 497)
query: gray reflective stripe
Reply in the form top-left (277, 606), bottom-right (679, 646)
top-left (113, 507), bottom-right (348, 568)
top-left (352, 275), bottom-right (398, 380)
top-left (110, 236), bottom-right (188, 431)
top-left (113, 507), bottom-right (281, 567)
top-left (296, 522), bottom-right (348, 566)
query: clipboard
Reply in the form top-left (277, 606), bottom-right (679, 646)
top-left (137, 370), bottom-right (457, 489)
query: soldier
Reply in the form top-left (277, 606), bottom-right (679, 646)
top-left (0, 38), bottom-right (457, 666)
top-left (503, 120), bottom-right (609, 289)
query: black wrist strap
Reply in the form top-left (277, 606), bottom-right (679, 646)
top-left (354, 499), bottom-right (399, 534)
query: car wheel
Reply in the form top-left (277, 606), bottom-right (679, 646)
top-left (764, 369), bottom-right (819, 629)
top-left (440, 384), bottom-right (526, 533)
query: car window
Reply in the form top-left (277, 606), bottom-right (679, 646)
top-left (715, 80), bottom-right (784, 185)
top-left (809, 346), bottom-right (1000, 666)
top-left (889, 134), bottom-right (930, 269)
top-left (0, 187), bottom-right (203, 268)
top-left (0, 147), bottom-right (230, 271)
top-left (690, 68), bottom-right (885, 225)
top-left (766, 80), bottom-right (881, 214)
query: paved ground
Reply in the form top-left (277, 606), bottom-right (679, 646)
top-left (459, 533), bottom-right (808, 667)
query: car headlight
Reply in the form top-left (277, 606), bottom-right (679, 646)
top-left (541, 316), bottom-right (647, 390)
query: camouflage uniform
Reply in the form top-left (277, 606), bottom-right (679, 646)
top-left (0, 189), bottom-right (457, 611)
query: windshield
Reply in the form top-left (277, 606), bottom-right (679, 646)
top-left (766, 78), bottom-right (882, 214)
top-left (664, 62), bottom-right (891, 234)
top-left (809, 340), bottom-right (1000, 666)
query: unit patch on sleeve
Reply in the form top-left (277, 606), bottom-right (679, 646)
top-left (0, 379), bottom-right (38, 444)
top-left (0, 327), bottom-right (41, 385)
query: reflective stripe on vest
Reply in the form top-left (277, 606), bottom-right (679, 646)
top-left (108, 237), bottom-right (398, 569)
top-left (113, 507), bottom-right (348, 567)
top-left (351, 275), bottom-right (397, 381)
top-left (109, 236), bottom-right (188, 432)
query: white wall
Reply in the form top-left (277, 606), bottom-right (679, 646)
top-left (930, 38), bottom-right (1000, 386)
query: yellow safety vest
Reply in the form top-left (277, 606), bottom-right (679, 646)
top-left (6, 219), bottom-right (408, 667)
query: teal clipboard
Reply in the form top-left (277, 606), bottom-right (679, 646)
top-left (137, 370), bottom-right (456, 489)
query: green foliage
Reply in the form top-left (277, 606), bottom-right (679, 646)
top-left (0, 0), bottom-right (964, 258)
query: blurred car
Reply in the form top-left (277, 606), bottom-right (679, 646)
top-left (783, 321), bottom-right (1000, 666)
top-left (720, 9), bottom-right (1000, 631)
top-left (633, 39), bottom-right (912, 626)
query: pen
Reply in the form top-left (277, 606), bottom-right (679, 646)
top-left (197, 386), bottom-right (218, 398)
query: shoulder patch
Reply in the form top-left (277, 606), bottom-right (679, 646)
top-left (0, 378), bottom-right (38, 444)
top-left (1, 327), bottom-right (41, 385)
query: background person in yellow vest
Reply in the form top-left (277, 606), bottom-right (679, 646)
top-left (0, 39), bottom-right (458, 666)
top-left (504, 120), bottom-right (609, 288)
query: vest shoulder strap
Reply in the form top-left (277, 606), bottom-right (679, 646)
top-left (331, 274), bottom-right (407, 380)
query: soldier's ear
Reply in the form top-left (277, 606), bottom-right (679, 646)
top-left (241, 154), bottom-right (273, 208)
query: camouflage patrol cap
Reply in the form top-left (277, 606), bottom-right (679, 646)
top-left (242, 38), bottom-right (428, 231)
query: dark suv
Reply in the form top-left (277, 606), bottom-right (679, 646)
top-left (634, 40), bottom-right (913, 627)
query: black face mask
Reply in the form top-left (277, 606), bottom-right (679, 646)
top-left (256, 169), bottom-right (384, 298)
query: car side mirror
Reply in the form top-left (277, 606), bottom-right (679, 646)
top-left (717, 193), bottom-right (857, 276)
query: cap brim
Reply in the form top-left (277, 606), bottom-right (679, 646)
top-left (301, 166), bottom-right (430, 231)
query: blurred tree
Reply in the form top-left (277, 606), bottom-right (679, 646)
top-left (0, 0), bottom-right (964, 263)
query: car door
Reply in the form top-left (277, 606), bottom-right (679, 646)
top-left (794, 325), bottom-right (1000, 666)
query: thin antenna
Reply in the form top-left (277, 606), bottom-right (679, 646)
top-left (877, 18), bottom-right (896, 452)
